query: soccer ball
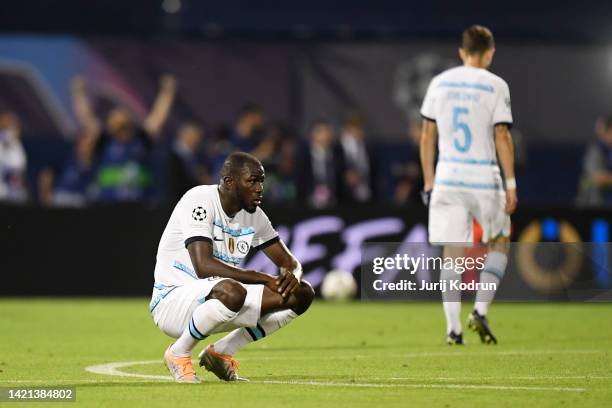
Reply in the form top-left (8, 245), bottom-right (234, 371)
top-left (320, 270), bottom-right (357, 301)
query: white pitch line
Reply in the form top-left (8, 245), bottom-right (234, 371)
top-left (1, 379), bottom-right (161, 384)
top-left (85, 360), bottom-right (172, 381)
top-left (195, 350), bottom-right (604, 361)
top-left (236, 349), bottom-right (604, 361)
top-left (82, 360), bottom-right (587, 392)
top-left (401, 349), bottom-right (602, 358)
top-left (388, 376), bottom-right (612, 381)
top-left (259, 380), bottom-right (586, 392)
top-left (83, 349), bottom-right (600, 373)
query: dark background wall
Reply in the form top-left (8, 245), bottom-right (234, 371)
top-left (1, 1), bottom-right (611, 42)
top-left (1, 203), bottom-right (610, 298)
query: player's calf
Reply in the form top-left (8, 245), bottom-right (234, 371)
top-left (165, 279), bottom-right (246, 383)
top-left (210, 281), bottom-right (314, 361)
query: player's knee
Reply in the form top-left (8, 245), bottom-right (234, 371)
top-left (209, 280), bottom-right (247, 312)
top-left (292, 281), bottom-right (315, 315)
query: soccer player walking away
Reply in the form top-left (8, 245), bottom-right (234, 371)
top-left (419, 25), bottom-right (517, 345)
top-left (151, 152), bottom-right (314, 383)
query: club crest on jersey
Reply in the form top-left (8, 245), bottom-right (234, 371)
top-left (229, 237), bottom-right (235, 254)
top-left (192, 206), bottom-right (206, 221)
top-left (237, 240), bottom-right (250, 255)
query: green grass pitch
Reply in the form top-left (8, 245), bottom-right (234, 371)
top-left (1, 299), bottom-right (611, 407)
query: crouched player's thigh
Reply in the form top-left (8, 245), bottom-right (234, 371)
top-left (151, 278), bottom-right (265, 338)
top-left (151, 277), bottom-right (227, 338)
top-left (429, 190), bottom-right (473, 245)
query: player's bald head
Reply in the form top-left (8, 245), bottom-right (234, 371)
top-left (220, 152), bottom-right (263, 181)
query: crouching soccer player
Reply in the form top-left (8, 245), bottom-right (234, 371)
top-left (150, 152), bottom-right (314, 383)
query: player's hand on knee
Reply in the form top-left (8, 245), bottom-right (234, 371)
top-left (261, 274), bottom-right (280, 293)
top-left (276, 268), bottom-right (299, 301)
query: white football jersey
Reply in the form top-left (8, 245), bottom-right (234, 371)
top-left (420, 66), bottom-right (513, 191)
top-left (154, 185), bottom-right (279, 286)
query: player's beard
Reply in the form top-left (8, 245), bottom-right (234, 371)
top-left (244, 202), bottom-right (257, 214)
top-left (239, 193), bottom-right (257, 214)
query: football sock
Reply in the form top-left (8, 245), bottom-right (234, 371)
top-left (474, 251), bottom-right (507, 316)
top-left (170, 299), bottom-right (237, 357)
top-left (213, 309), bottom-right (298, 356)
top-left (440, 265), bottom-right (462, 334)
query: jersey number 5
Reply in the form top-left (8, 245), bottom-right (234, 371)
top-left (452, 107), bottom-right (472, 152)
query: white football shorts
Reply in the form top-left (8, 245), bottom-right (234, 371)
top-left (150, 277), bottom-right (264, 339)
top-left (428, 188), bottom-right (510, 245)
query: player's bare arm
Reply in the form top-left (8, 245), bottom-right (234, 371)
top-left (420, 118), bottom-right (438, 192)
top-left (187, 240), bottom-right (277, 289)
top-left (263, 240), bottom-right (302, 299)
top-left (494, 123), bottom-right (517, 215)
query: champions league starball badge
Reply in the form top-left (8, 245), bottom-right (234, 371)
top-left (192, 206), bottom-right (206, 221)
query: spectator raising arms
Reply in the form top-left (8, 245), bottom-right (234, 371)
top-left (71, 74), bottom-right (177, 203)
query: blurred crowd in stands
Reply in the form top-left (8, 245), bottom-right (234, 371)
top-left (2, 74), bottom-right (612, 208)
top-left (0, 74), bottom-right (423, 208)
top-left (577, 114), bottom-right (612, 206)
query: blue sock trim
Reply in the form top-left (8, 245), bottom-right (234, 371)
top-left (189, 318), bottom-right (207, 340)
top-left (245, 327), bottom-right (258, 341)
top-left (481, 267), bottom-right (504, 280)
top-left (256, 323), bottom-right (266, 337)
top-left (245, 324), bottom-right (266, 341)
